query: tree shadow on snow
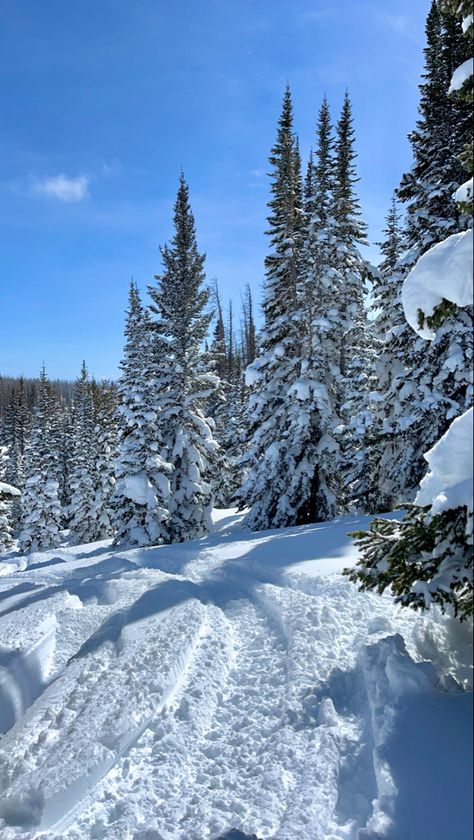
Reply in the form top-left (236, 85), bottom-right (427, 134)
top-left (21, 556), bottom-right (66, 572)
top-left (383, 690), bottom-right (473, 840)
top-left (70, 519), bottom-right (357, 662)
top-left (0, 555), bottom-right (139, 617)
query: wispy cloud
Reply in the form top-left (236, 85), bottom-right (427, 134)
top-left (374, 11), bottom-right (410, 34)
top-left (31, 173), bottom-right (90, 202)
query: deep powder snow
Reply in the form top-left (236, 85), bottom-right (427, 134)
top-left (0, 510), bottom-right (471, 840)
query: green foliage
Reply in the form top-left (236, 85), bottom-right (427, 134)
top-left (417, 297), bottom-right (460, 331)
top-left (345, 504), bottom-right (474, 620)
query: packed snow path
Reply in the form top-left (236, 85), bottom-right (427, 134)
top-left (0, 511), bottom-right (471, 840)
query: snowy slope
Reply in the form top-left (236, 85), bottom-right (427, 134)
top-left (0, 511), bottom-right (472, 840)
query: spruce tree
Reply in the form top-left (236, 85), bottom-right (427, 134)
top-left (371, 2), bottom-right (473, 507)
top-left (208, 289), bottom-right (240, 508)
top-left (18, 367), bottom-right (62, 553)
top-left (397, 1), bottom-right (471, 258)
top-left (365, 198), bottom-right (409, 512)
top-left (331, 92), bottom-right (375, 510)
top-left (57, 405), bottom-right (74, 523)
top-left (92, 382), bottom-right (118, 538)
top-left (242, 284), bottom-right (257, 368)
top-left (148, 175), bottom-right (218, 541)
top-left (239, 85), bottom-right (316, 528)
top-left (0, 446), bottom-right (20, 552)
top-left (68, 362), bottom-right (98, 544)
top-left (347, 2), bottom-right (473, 619)
top-left (2, 378), bottom-right (30, 527)
top-left (113, 282), bottom-right (171, 546)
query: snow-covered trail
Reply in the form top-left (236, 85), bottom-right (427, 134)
top-left (0, 511), bottom-right (471, 840)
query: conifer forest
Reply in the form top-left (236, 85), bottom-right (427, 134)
top-left (0, 2), bottom-right (472, 839)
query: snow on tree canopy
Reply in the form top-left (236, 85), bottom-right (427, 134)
top-left (416, 406), bottom-right (473, 517)
top-left (448, 57), bottom-right (474, 92)
top-left (119, 473), bottom-right (159, 507)
top-left (454, 177), bottom-right (473, 204)
top-left (0, 481), bottom-right (20, 497)
top-left (401, 229), bottom-right (473, 339)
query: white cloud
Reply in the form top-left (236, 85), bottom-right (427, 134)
top-left (31, 174), bottom-right (90, 202)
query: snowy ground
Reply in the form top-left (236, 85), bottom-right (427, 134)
top-left (0, 510), bottom-right (472, 840)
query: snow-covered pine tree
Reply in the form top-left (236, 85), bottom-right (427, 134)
top-left (56, 405), bottom-right (74, 523)
top-left (398, 0), bottom-right (471, 258)
top-left (148, 175), bottom-right (218, 541)
top-left (207, 287), bottom-right (242, 508)
top-left (346, 4), bottom-right (473, 620)
top-left (91, 381), bottom-right (118, 538)
top-left (241, 87), bottom-right (342, 527)
top-left (113, 281), bottom-right (171, 546)
top-left (211, 284), bottom-right (258, 508)
top-left (1, 378), bottom-right (30, 527)
top-left (238, 85), bottom-right (307, 528)
top-left (330, 91), bottom-right (375, 510)
top-left (364, 197), bottom-right (409, 513)
top-left (370, 1), bottom-right (473, 507)
top-left (0, 446), bottom-right (20, 551)
top-left (68, 361), bottom-right (98, 544)
top-left (18, 367), bottom-right (62, 553)
top-left (241, 283), bottom-right (257, 369)
top-left (289, 95), bottom-right (343, 522)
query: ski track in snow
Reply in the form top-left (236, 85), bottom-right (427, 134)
top-left (0, 510), bottom-right (471, 840)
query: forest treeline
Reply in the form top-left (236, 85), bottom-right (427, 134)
top-left (1, 0), bottom-right (472, 619)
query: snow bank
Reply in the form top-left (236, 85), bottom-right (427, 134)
top-left (449, 58), bottom-right (474, 93)
top-left (416, 407), bottom-right (473, 516)
top-left (361, 633), bottom-right (473, 839)
top-left (401, 229), bottom-right (473, 339)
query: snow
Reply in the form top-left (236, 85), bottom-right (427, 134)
top-left (401, 229), bottom-right (473, 339)
top-left (454, 176), bottom-right (473, 204)
top-left (117, 473), bottom-right (157, 507)
top-left (0, 483), bottom-right (20, 498)
top-left (462, 13), bottom-right (473, 33)
top-left (416, 407), bottom-right (473, 516)
top-left (448, 58), bottom-right (473, 93)
top-left (0, 509), bottom-right (471, 839)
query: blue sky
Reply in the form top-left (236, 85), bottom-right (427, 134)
top-left (0, 0), bottom-right (429, 380)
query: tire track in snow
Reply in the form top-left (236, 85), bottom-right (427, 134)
top-left (60, 602), bottom-right (236, 840)
top-left (56, 579), bottom-right (380, 840)
top-left (0, 598), bottom-right (212, 837)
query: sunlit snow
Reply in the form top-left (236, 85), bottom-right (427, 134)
top-left (0, 510), bottom-right (471, 840)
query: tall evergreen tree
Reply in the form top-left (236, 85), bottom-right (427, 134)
top-left (397, 0), bottom-right (471, 257)
top-left (148, 175), bottom-right (218, 541)
top-left (57, 405), bottom-right (74, 522)
top-left (18, 367), bottom-right (62, 553)
top-left (2, 378), bottom-right (30, 527)
top-left (241, 284), bottom-right (257, 368)
top-left (331, 92), bottom-right (374, 509)
top-left (0, 446), bottom-right (20, 552)
top-left (365, 198), bottom-right (409, 512)
top-left (239, 85), bottom-right (317, 528)
top-left (113, 282), bottom-right (171, 546)
top-left (347, 1), bottom-right (473, 617)
top-left (371, 2), bottom-right (473, 508)
top-left (92, 382), bottom-right (118, 538)
top-left (68, 362), bottom-right (97, 544)
top-left (332, 90), bottom-right (369, 379)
